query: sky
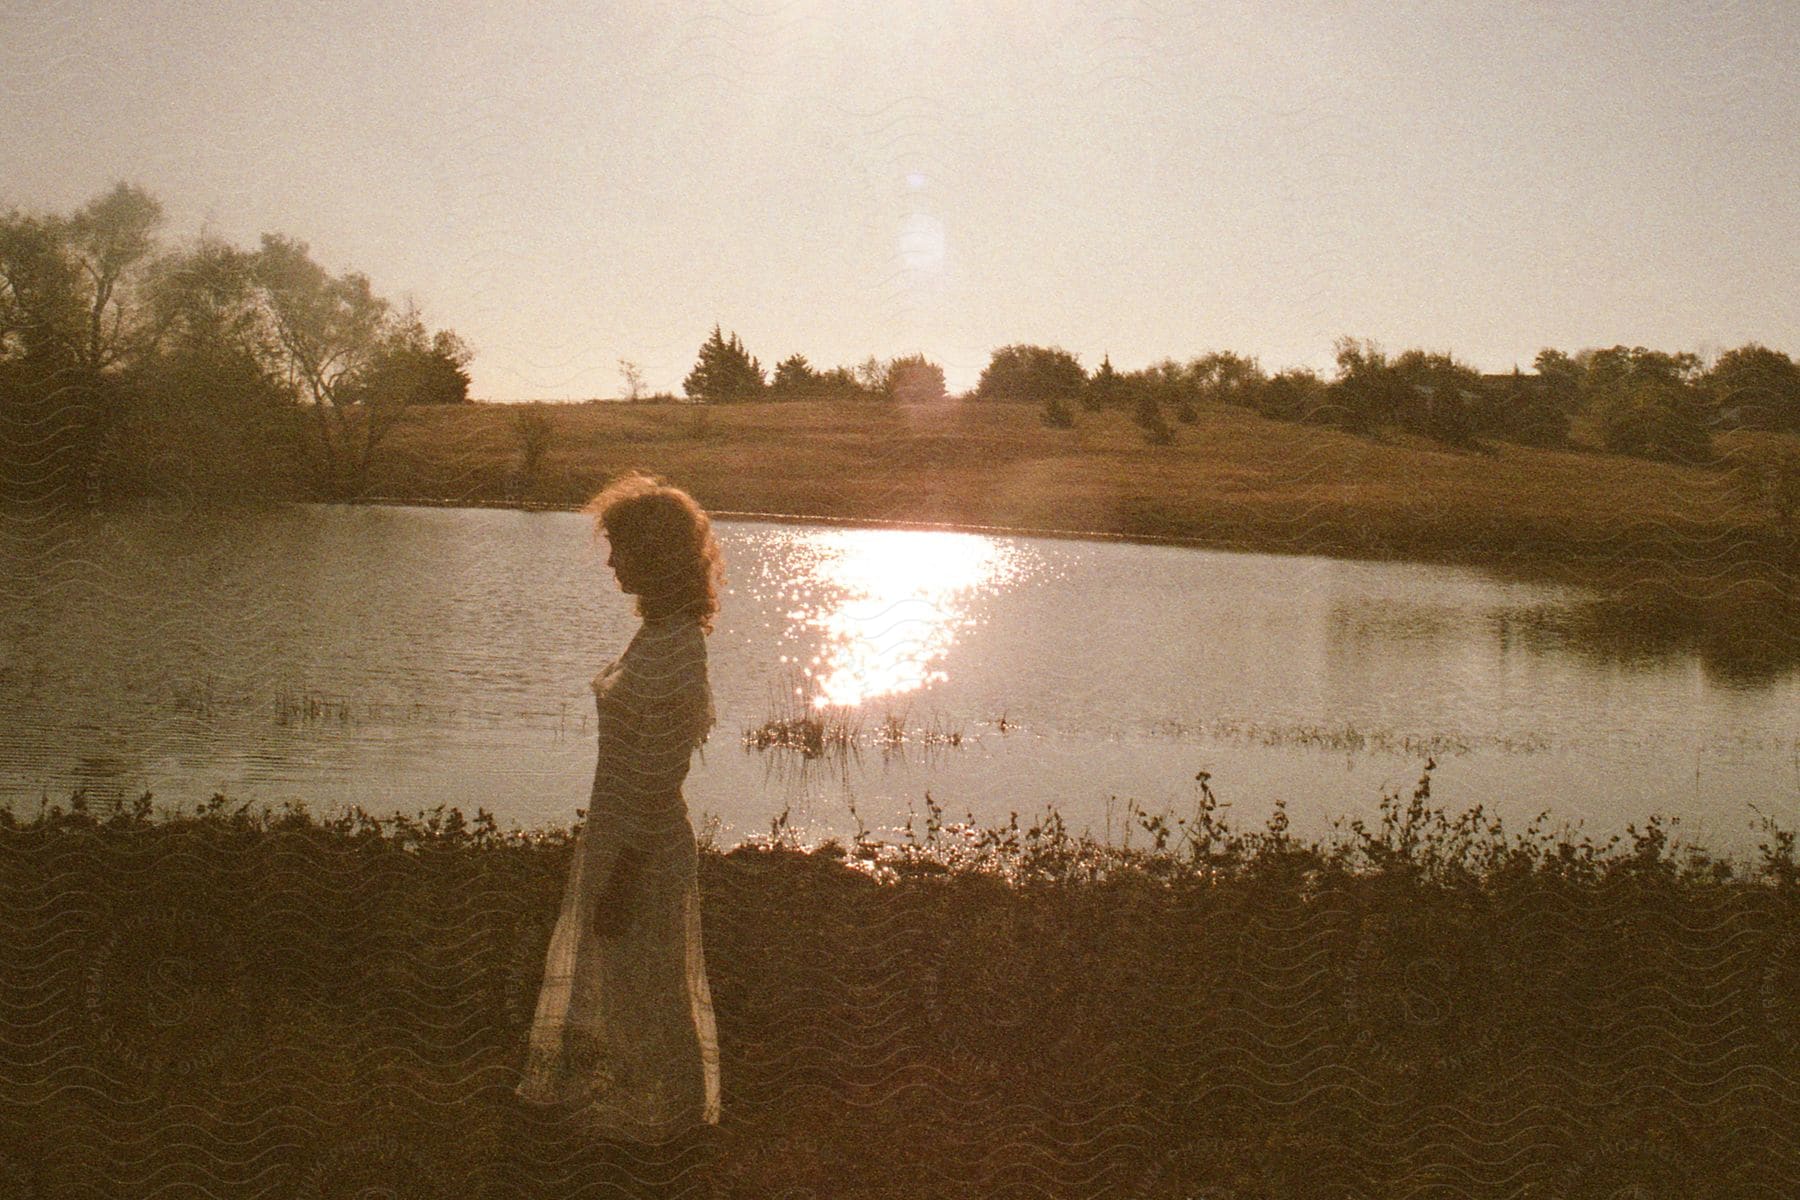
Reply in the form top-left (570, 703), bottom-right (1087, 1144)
top-left (4, 0), bottom-right (1796, 399)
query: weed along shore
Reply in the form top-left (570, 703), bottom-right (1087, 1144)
top-left (5, 783), bottom-right (1797, 1197)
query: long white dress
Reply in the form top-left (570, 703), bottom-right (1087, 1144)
top-left (515, 612), bottom-right (722, 1138)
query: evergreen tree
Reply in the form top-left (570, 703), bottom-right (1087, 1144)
top-left (1133, 384), bottom-right (1173, 443)
top-left (1084, 353), bottom-right (1120, 410)
top-left (683, 325), bottom-right (765, 404)
top-left (770, 352), bottom-right (817, 398)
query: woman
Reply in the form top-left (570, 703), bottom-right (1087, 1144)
top-left (516, 471), bottom-right (723, 1140)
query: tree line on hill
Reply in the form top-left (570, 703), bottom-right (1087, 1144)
top-left (681, 329), bottom-right (1799, 561)
top-left (682, 327), bottom-right (1800, 464)
top-left (678, 325), bottom-right (948, 405)
top-left (979, 339), bottom-right (1798, 462)
top-left (5, 183), bottom-right (1794, 515)
top-left (1, 183), bottom-right (471, 503)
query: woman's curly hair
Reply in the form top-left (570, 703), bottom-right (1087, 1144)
top-left (583, 471), bottom-right (724, 633)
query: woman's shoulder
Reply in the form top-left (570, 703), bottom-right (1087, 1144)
top-left (633, 614), bottom-right (708, 650)
top-left (620, 617), bottom-right (706, 681)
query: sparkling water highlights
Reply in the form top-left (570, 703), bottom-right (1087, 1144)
top-left (752, 527), bottom-right (1028, 708)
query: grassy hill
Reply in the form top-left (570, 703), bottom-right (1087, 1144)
top-left (372, 398), bottom-right (1786, 576)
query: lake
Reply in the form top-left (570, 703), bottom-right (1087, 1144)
top-left (2, 503), bottom-right (1795, 855)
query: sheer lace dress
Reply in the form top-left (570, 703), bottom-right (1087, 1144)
top-left (515, 612), bottom-right (721, 1138)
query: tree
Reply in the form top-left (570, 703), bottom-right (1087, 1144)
top-left (1085, 354), bottom-right (1121, 410)
top-left (1321, 339), bottom-right (1483, 442)
top-left (429, 330), bottom-right (474, 400)
top-left (91, 236), bottom-right (294, 501)
top-left (1121, 359), bottom-right (1195, 424)
top-left (146, 237), bottom-right (284, 395)
top-left (1389, 349), bottom-right (1482, 444)
top-left (65, 182), bottom-right (163, 371)
top-left (1253, 367), bottom-right (1328, 422)
top-left (770, 352), bottom-right (817, 399)
top-left (1532, 348), bottom-right (1584, 411)
top-left (853, 355), bottom-right (886, 393)
top-left (1480, 366), bottom-right (1568, 446)
top-left (0, 186), bottom-right (163, 504)
top-left (682, 325), bottom-right (764, 403)
top-left (1581, 345), bottom-right (1710, 462)
top-left (1581, 345), bottom-right (1700, 405)
top-left (251, 233), bottom-right (406, 497)
top-left (5, 189), bottom-right (473, 504)
top-left (1160, 360), bottom-right (1201, 422)
top-left (618, 359), bottom-right (646, 402)
top-left (346, 314), bottom-right (472, 407)
top-left (814, 364), bottom-right (872, 401)
top-left (145, 236), bottom-right (268, 365)
top-left (884, 353), bottom-right (946, 403)
top-left (1134, 385), bottom-right (1173, 443)
top-left (976, 344), bottom-right (1085, 403)
top-left (1591, 384), bottom-right (1711, 462)
top-left (0, 210), bottom-right (85, 367)
top-left (1707, 344), bottom-right (1800, 431)
top-left (1329, 337), bottom-right (1405, 432)
top-left (1190, 351), bottom-right (1264, 408)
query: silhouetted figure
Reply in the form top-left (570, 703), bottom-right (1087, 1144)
top-left (517, 472), bottom-right (723, 1143)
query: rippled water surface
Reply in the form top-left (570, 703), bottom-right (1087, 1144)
top-left (3, 504), bottom-right (1796, 852)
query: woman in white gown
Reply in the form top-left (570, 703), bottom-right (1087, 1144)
top-left (516, 471), bottom-right (723, 1140)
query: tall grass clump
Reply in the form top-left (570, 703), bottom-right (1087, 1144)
top-left (740, 671), bottom-right (963, 761)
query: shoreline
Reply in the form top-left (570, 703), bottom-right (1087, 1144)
top-left (343, 491), bottom-right (1798, 604)
top-left (357, 394), bottom-right (1798, 600)
top-left (55, 393), bottom-right (1798, 604)
top-left (15, 784), bottom-right (1790, 874)
top-left (354, 492), bottom-right (1410, 555)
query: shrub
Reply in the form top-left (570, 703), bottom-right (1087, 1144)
top-left (1593, 383), bottom-right (1711, 462)
top-left (977, 344), bottom-right (1085, 404)
top-left (885, 354), bottom-right (947, 403)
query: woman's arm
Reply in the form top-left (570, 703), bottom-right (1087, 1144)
top-left (590, 843), bottom-right (643, 936)
top-left (578, 627), bottom-right (712, 931)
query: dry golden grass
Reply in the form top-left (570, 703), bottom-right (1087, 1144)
top-left (371, 398), bottom-right (1797, 593)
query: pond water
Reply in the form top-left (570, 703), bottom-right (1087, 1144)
top-left (2, 503), bottom-right (1795, 855)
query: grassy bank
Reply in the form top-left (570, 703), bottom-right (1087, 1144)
top-left (3, 782), bottom-right (1797, 1198)
top-left (369, 398), bottom-right (1795, 580)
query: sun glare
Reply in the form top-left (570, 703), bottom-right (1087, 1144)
top-left (898, 212), bottom-right (947, 275)
top-left (782, 527), bottom-right (1017, 708)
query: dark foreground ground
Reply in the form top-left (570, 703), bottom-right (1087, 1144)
top-left (2, 777), bottom-right (1798, 1199)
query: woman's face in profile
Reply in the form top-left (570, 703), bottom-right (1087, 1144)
top-left (605, 533), bottom-right (651, 595)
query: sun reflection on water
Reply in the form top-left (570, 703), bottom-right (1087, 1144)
top-left (769, 527), bottom-right (1025, 708)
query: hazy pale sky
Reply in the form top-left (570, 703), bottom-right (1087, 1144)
top-left (4, 1), bottom-right (1796, 398)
